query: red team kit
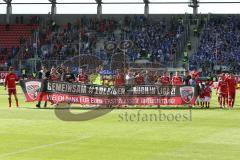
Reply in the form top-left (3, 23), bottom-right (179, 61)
top-left (3, 66), bottom-right (238, 108)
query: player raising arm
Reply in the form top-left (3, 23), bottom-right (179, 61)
top-left (4, 67), bottom-right (19, 108)
top-left (171, 71), bottom-right (182, 86)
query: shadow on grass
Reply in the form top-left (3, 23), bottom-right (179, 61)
top-left (21, 106), bottom-right (240, 110)
top-left (19, 104), bottom-right (240, 121)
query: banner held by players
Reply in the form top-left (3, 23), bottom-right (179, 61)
top-left (20, 80), bottom-right (198, 106)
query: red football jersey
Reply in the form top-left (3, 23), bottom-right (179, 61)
top-left (5, 73), bottom-right (18, 89)
top-left (199, 90), bottom-right (205, 99)
top-left (115, 74), bottom-right (125, 86)
top-left (225, 77), bottom-right (236, 93)
top-left (196, 79), bottom-right (201, 85)
top-left (135, 75), bottom-right (144, 85)
top-left (172, 76), bottom-right (182, 85)
top-left (204, 86), bottom-right (212, 97)
top-left (77, 74), bottom-right (88, 84)
top-left (161, 76), bottom-right (170, 85)
top-left (217, 80), bottom-right (228, 94)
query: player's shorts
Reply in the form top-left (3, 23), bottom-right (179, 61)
top-left (200, 98), bottom-right (205, 102)
top-left (8, 89), bottom-right (16, 95)
top-left (204, 96), bottom-right (211, 102)
top-left (197, 96), bottom-right (204, 102)
top-left (196, 97), bottom-right (200, 102)
top-left (219, 93), bottom-right (228, 98)
top-left (228, 92), bottom-right (236, 99)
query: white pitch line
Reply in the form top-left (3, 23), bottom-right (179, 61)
top-left (0, 136), bottom-right (91, 158)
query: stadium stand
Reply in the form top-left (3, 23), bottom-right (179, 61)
top-left (189, 15), bottom-right (240, 75)
top-left (0, 24), bottom-right (38, 69)
top-left (4, 15), bottom-right (187, 73)
top-left (2, 14), bottom-right (240, 76)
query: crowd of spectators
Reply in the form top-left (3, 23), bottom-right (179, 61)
top-left (3, 15), bottom-right (240, 76)
top-left (0, 16), bottom-right (41, 71)
top-left (37, 17), bottom-right (118, 61)
top-left (0, 46), bottom-right (20, 70)
top-left (23, 16), bottom-right (185, 70)
top-left (1, 15), bottom-right (187, 73)
top-left (0, 15), bottom-right (185, 72)
top-left (120, 16), bottom-right (184, 65)
top-left (189, 16), bottom-right (240, 75)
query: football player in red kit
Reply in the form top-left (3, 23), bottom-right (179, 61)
top-left (216, 74), bottom-right (228, 108)
top-left (198, 82), bottom-right (205, 108)
top-left (171, 71), bottom-right (182, 86)
top-left (225, 73), bottom-right (237, 108)
top-left (77, 69), bottom-right (88, 84)
top-left (203, 82), bottom-right (212, 108)
top-left (135, 72), bottom-right (144, 85)
top-left (4, 67), bottom-right (19, 108)
top-left (115, 70), bottom-right (125, 87)
top-left (161, 71), bottom-right (170, 85)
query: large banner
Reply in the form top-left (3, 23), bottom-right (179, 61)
top-left (20, 80), bottom-right (198, 106)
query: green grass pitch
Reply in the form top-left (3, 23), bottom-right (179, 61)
top-left (0, 86), bottom-right (239, 160)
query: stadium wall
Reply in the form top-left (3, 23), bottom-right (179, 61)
top-left (0, 14), bottom-right (189, 25)
top-left (0, 14), bottom-right (238, 25)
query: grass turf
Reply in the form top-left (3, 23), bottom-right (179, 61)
top-left (0, 86), bottom-right (239, 160)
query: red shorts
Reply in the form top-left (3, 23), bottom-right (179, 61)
top-left (219, 93), bottom-right (228, 98)
top-left (228, 92), bottom-right (236, 99)
top-left (199, 96), bottom-right (205, 99)
top-left (8, 89), bottom-right (16, 95)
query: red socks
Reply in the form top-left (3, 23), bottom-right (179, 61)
top-left (16, 99), bottom-right (19, 107)
top-left (8, 98), bottom-right (19, 107)
top-left (8, 98), bottom-right (11, 108)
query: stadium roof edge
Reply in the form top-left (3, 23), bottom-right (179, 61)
top-left (2, 1), bottom-right (240, 4)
